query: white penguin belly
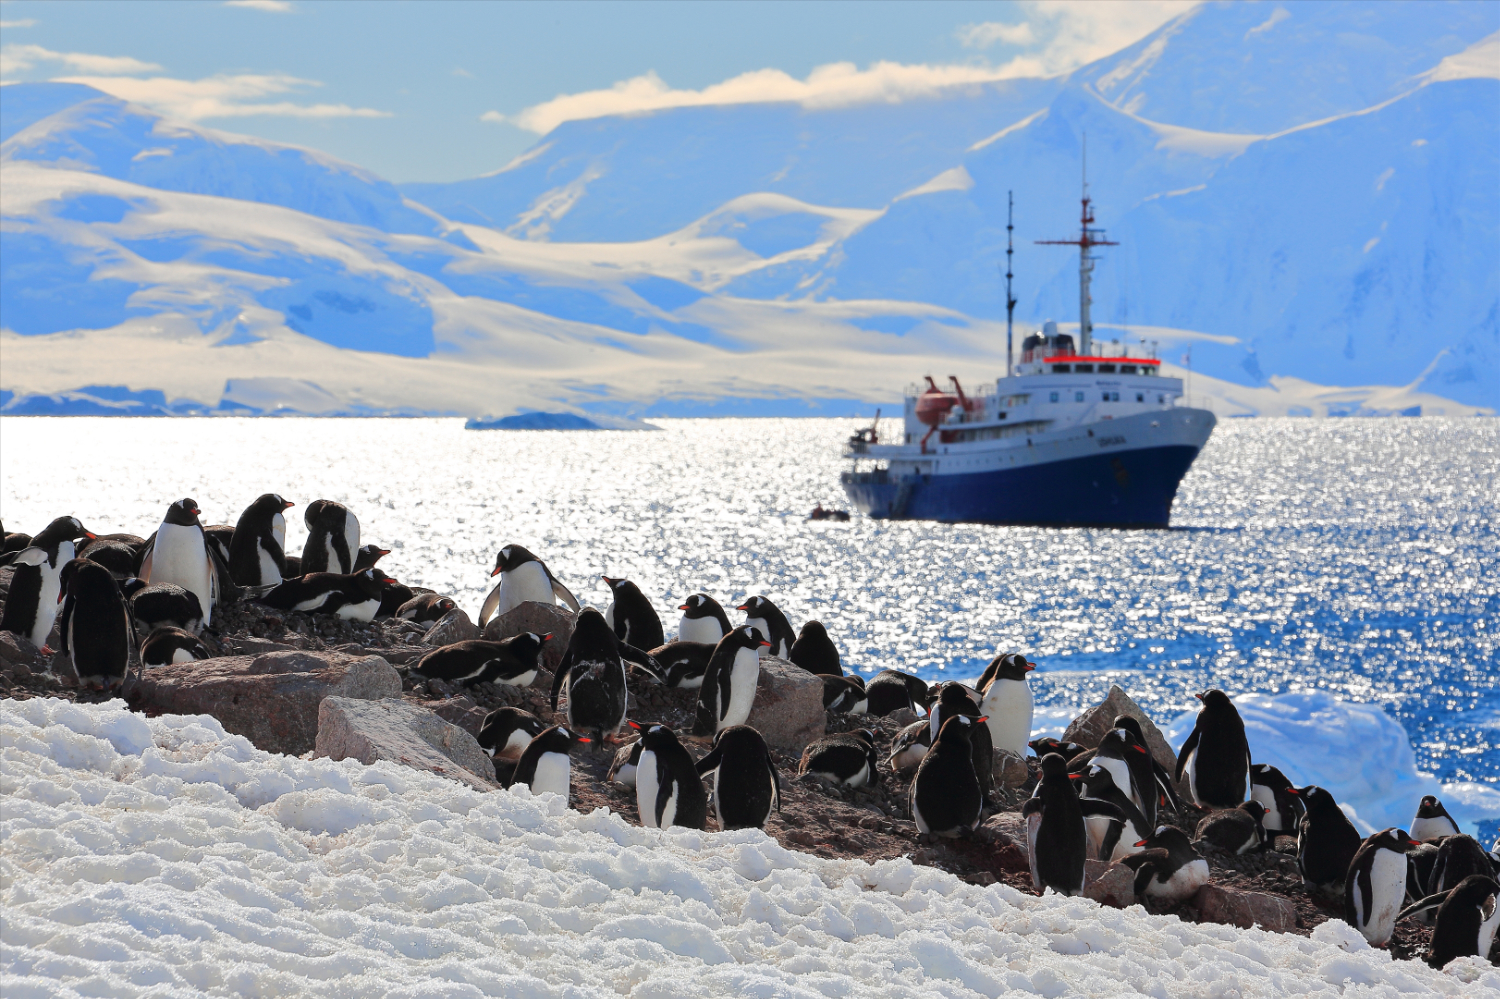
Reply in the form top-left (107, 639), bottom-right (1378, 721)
top-left (529, 752), bottom-right (571, 797)
top-left (603, 602), bottom-right (616, 631)
top-left (498, 729), bottom-right (533, 760)
top-left (1025, 811), bottom-right (1042, 888)
top-left (292, 593), bottom-right (335, 612)
top-left (271, 512), bottom-right (285, 555)
top-left (981, 679), bottom-right (1034, 755)
top-left (1409, 816), bottom-right (1456, 842)
top-left (149, 523), bottom-right (215, 627)
top-left (342, 511), bottom-right (360, 571)
top-left (678, 616), bottom-right (723, 645)
top-left (171, 648), bottom-right (197, 664)
top-left (1358, 849), bottom-right (1410, 944)
top-left (636, 750), bottom-right (661, 828)
top-left (719, 648), bottom-right (760, 729)
top-left (497, 562), bottom-right (555, 617)
top-left (890, 744), bottom-right (927, 770)
top-left (1096, 757), bottom-right (1138, 809)
top-left (1185, 748), bottom-right (1201, 805)
top-left (1148, 858), bottom-right (1210, 902)
top-left (845, 697), bottom-right (868, 715)
top-left (258, 541), bottom-right (283, 586)
top-left (1480, 902), bottom-right (1500, 960)
top-left (674, 673), bottom-right (705, 690)
top-left (1251, 785), bottom-right (1283, 831)
top-left (336, 597), bottom-right (380, 622)
top-left (1083, 814), bottom-right (1112, 861)
top-left (31, 558), bottom-right (66, 648)
top-left (615, 762), bottom-right (637, 787)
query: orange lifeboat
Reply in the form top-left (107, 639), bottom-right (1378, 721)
top-left (915, 376), bottom-right (960, 427)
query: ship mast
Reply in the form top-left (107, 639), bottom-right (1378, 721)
top-left (1036, 135), bottom-right (1117, 356)
top-left (1005, 190), bottom-right (1016, 377)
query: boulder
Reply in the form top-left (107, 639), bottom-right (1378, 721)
top-left (425, 607), bottom-right (479, 646)
top-left (315, 696), bottom-right (495, 792)
top-left (743, 656), bottom-right (825, 754)
top-left (0, 630), bottom-right (40, 667)
top-left (992, 750), bottom-right (1030, 789)
top-left (427, 695), bottom-right (487, 736)
top-left (219, 636), bottom-right (298, 656)
top-left (482, 601), bottom-right (575, 675)
top-left (1191, 884), bottom-right (1297, 932)
top-left (978, 811), bottom-right (1027, 847)
top-left (1084, 860), bottom-right (1137, 908)
top-left (128, 650), bottom-right (401, 756)
top-left (1063, 684), bottom-right (1178, 774)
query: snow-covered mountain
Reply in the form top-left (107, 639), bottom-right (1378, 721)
top-left (1, 1), bottom-right (1496, 416)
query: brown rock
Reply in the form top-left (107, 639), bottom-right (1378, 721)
top-left (993, 750), bottom-right (1030, 789)
top-left (219, 636), bottom-right (298, 656)
top-left (482, 601), bottom-right (574, 675)
top-left (0, 630), bottom-right (39, 667)
top-left (1062, 684), bottom-right (1178, 774)
top-left (128, 650), bottom-right (401, 756)
top-left (887, 707), bottom-right (920, 728)
top-left (428, 696), bottom-right (487, 736)
top-left (1084, 859), bottom-right (1137, 908)
top-left (315, 696), bottom-right (495, 792)
top-left (979, 811), bottom-right (1027, 846)
top-left (425, 608), bottom-right (479, 647)
top-left (1191, 883), bottom-right (1297, 932)
top-left (743, 655), bottom-right (824, 754)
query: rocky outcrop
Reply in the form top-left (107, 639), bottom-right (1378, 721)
top-left (482, 601), bottom-right (575, 674)
top-left (315, 696), bottom-right (495, 792)
top-left (742, 656), bottom-right (824, 754)
top-left (427, 695), bottom-right (486, 736)
top-left (1190, 884), bottom-right (1298, 932)
top-left (0, 631), bottom-right (39, 668)
top-left (992, 750), bottom-right (1030, 789)
top-left (127, 650), bottom-right (401, 755)
top-left (1063, 684), bottom-right (1178, 773)
top-left (424, 608), bottom-right (479, 646)
top-left (1084, 859), bottom-right (1137, 908)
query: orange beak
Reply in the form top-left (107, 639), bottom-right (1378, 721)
top-left (577, 737), bottom-right (592, 744)
top-left (541, 633), bottom-right (553, 642)
top-left (490, 566), bottom-right (503, 577)
top-left (284, 500), bottom-right (296, 509)
top-left (678, 604), bottom-right (689, 611)
top-left (736, 604), bottom-right (750, 611)
top-left (1134, 839), bottom-right (1150, 847)
top-left (84, 531), bottom-right (97, 540)
top-left (976, 716), bottom-right (989, 724)
top-left (1024, 661), bottom-right (1036, 672)
top-left (759, 640), bottom-right (771, 648)
top-left (628, 720), bottom-right (642, 730)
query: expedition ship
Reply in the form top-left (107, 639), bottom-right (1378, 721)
top-left (841, 184), bottom-right (1215, 528)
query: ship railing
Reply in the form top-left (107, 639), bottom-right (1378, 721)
top-left (1021, 340), bottom-right (1161, 364)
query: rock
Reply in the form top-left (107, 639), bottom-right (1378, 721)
top-left (128, 650), bottom-right (401, 756)
top-left (425, 608), bottom-right (479, 647)
top-left (50, 650), bottom-right (78, 683)
top-left (887, 707), bottom-right (920, 728)
top-left (1062, 684), bottom-right (1178, 774)
top-left (1191, 884), bottom-right (1297, 932)
top-left (993, 750), bottom-right (1030, 788)
top-left (743, 655), bottom-right (824, 754)
top-left (1084, 859), bottom-right (1137, 908)
top-left (315, 697), bottom-right (495, 792)
top-left (219, 636), bottom-right (298, 656)
top-left (427, 696), bottom-right (486, 736)
top-left (979, 811), bottom-right (1027, 846)
top-left (0, 631), bottom-right (39, 667)
top-left (482, 602), bottom-right (574, 675)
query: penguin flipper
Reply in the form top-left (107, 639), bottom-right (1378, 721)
top-left (57, 588), bottom-right (77, 656)
top-left (1353, 859), bottom-right (1375, 928)
top-left (694, 744), bottom-right (723, 776)
top-left (1078, 798), bottom-right (1127, 822)
top-left (1397, 889), bottom-right (1452, 923)
top-left (478, 581), bottom-right (503, 628)
top-left (617, 641), bottom-right (665, 683)
top-left (207, 540), bottom-right (243, 607)
top-left (1175, 726), bottom-right (1201, 781)
top-left (548, 661), bottom-right (570, 712)
top-left (548, 570), bottom-right (581, 612)
top-left (12, 547), bottom-right (47, 568)
top-left (1021, 797), bottom-right (1044, 819)
top-left (769, 754), bottom-right (782, 813)
top-left (1152, 761), bottom-right (1184, 810)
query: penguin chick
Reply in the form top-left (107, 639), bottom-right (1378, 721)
top-left (864, 669), bottom-right (929, 717)
top-left (1194, 801), bottom-right (1269, 856)
top-left (607, 739), bottom-right (644, 787)
top-left (822, 674), bottom-right (868, 714)
top-left (888, 720), bottom-right (933, 773)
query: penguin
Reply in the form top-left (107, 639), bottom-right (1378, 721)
top-left (1090, 726), bottom-right (1164, 828)
top-left (1399, 874), bottom-right (1500, 969)
top-left (412, 633), bottom-right (549, 688)
top-left (865, 669), bottom-right (929, 717)
top-left (912, 715), bottom-right (990, 838)
top-left (1174, 689), bottom-right (1252, 809)
top-left (375, 578), bottom-right (414, 619)
top-left (73, 540), bottom-right (136, 580)
top-left (692, 625), bottom-right (768, 735)
top-left (887, 720), bottom-right (932, 772)
top-left (1113, 715), bottom-right (1183, 813)
top-left (677, 593), bottom-right (731, 645)
top-left (928, 682), bottom-right (994, 800)
top-left (228, 493), bottom-right (294, 587)
top-left (648, 640), bottom-right (717, 689)
top-left (1194, 801), bottom-right (1270, 856)
top-left (1294, 785), bottom-right (1365, 889)
top-left (300, 499), bottom-right (360, 575)
top-left (977, 653), bottom-right (1034, 757)
top-left (631, 722), bottom-right (708, 830)
top-left (822, 674), bottom-right (868, 714)
top-left (1022, 754), bottom-right (1125, 896)
top-left (788, 620), bottom-right (842, 676)
top-left (1411, 795), bottom-right (1462, 842)
top-left (396, 593), bottom-right (457, 623)
top-left (799, 729), bottom-right (878, 787)
top-left (736, 595), bottom-right (796, 659)
top-left (601, 576), bottom-right (664, 650)
top-left (141, 499), bottom-right (236, 629)
top-left (353, 544), bottom-right (391, 571)
top-left (696, 725), bottom-right (780, 831)
top-left (1119, 827), bottom-right (1211, 906)
top-left (478, 706), bottom-right (548, 762)
top-left (1409, 841), bottom-right (1443, 901)
top-left (284, 554), bottom-right (302, 577)
top-left (1250, 763), bottom-right (1305, 835)
top-left (508, 725), bottom-right (589, 798)
top-left (203, 526), bottom-right (235, 567)
top-left (138, 626), bottom-right (211, 666)
top-left (130, 582), bottom-right (204, 636)
top-left (1028, 737), bottom-right (1087, 763)
top-left (1344, 828), bottom-right (1422, 947)
top-left (549, 609), bottom-right (647, 746)
top-left (257, 568), bottom-right (394, 622)
top-left (1076, 764), bottom-right (1151, 862)
top-left (1427, 834), bottom-right (1496, 899)
top-left (0, 516), bottom-right (95, 649)
top-left (56, 558), bottom-right (133, 691)
top-left (607, 739), bottom-right (643, 786)
top-left (479, 544), bottom-right (580, 627)
top-left (1, 524), bottom-right (32, 559)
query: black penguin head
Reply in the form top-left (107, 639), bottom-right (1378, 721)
top-left (571, 607), bottom-right (616, 646)
top-left (1030, 737), bottom-right (1084, 761)
top-left (1238, 800), bottom-right (1269, 822)
top-left (1081, 763), bottom-right (1120, 793)
top-left (1112, 715), bottom-right (1148, 744)
top-left (679, 593), bottom-right (722, 617)
top-left (1039, 752), bottom-right (1071, 780)
top-left (1292, 785), bottom-right (1344, 817)
top-left (737, 594), bottom-right (776, 615)
top-left (1251, 763), bottom-right (1294, 791)
top-left (504, 631), bottom-right (550, 665)
top-left (492, 544), bottom-right (538, 576)
top-left (629, 721), bottom-right (680, 751)
top-left (937, 683), bottom-right (979, 718)
top-left (252, 493), bottom-right (295, 516)
top-left (303, 499), bottom-right (327, 528)
top-left (1415, 795), bottom-right (1448, 818)
top-left (936, 713), bottom-right (982, 746)
top-left (709, 724), bottom-right (766, 754)
top-left (990, 653), bottom-right (1036, 683)
top-left (549, 726), bottom-right (591, 749)
top-left (722, 624), bottom-right (771, 653)
top-left (1196, 689), bottom-right (1238, 714)
top-left (1099, 727), bottom-right (1150, 761)
top-left (1367, 827), bottom-right (1421, 853)
top-left (355, 568), bottom-right (396, 596)
top-left (34, 516), bottom-right (96, 547)
top-left (120, 576), bottom-right (148, 599)
top-left (57, 557), bottom-right (110, 599)
top-left (436, 597), bottom-right (456, 614)
top-left (354, 544), bottom-right (391, 568)
top-left (798, 620), bottom-right (829, 641)
top-left (163, 498), bottom-right (202, 527)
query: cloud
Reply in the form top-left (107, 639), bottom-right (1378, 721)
top-left (1, 44), bottom-right (161, 77)
top-left (957, 22), bottom-right (1035, 49)
top-left (479, 110), bottom-right (506, 124)
top-left (0, 19), bottom-right (37, 28)
top-left (1018, 0), bottom-right (1200, 75)
top-left (224, 0), bottom-right (293, 11)
top-left (58, 73), bottom-right (392, 119)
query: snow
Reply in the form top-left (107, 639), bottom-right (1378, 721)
top-left (5, 698), bottom-right (1496, 998)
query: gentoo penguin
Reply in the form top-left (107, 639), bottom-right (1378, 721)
top-left (1427, 834), bottom-right (1496, 899)
top-left (258, 568), bottom-right (394, 622)
top-left (1114, 715), bottom-right (1183, 813)
top-left (1029, 738), bottom-right (1087, 763)
top-left (789, 620), bottom-right (842, 676)
top-left (737, 595), bottom-right (796, 659)
top-left (648, 640), bottom-right (716, 689)
top-left (601, 576), bottom-right (664, 650)
top-left (130, 582), bottom-right (204, 636)
top-left (977, 653), bottom-right (1034, 757)
top-left (1194, 801), bottom-right (1270, 856)
top-left (228, 493), bottom-right (294, 587)
top-left (1091, 726), bottom-right (1163, 828)
top-left (608, 739), bottom-right (643, 786)
top-left (1411, 795), bottom-right (1462, 842)
top-left (478, 544), bottom-right (580, 627)
top-left (799, 730), bottom-right (878, 787)
top-left (865, 669), bottom-right (929, 717)
top-left (202, 525), bottom-right (235, 567)
top-left (139, 626), bottom-right (212, 667)
top-left (353, 544), bottom-right (391, 571)
top-left (375, 578), bottom-right (414, 619)
top-left (1294, 785), bottom-right (1364, 889)
top-left (1250, 763), bottom-right (1305, 835)
top-left (478, 707), bottom-right (548, 763)
top-left (1023, 754), bottom-right (1126, 895)
top-left (510, 726), bottom-right (589, 799)
top-left (696, 725), bottom-right (780, 830)
top-left (1120, 827), bottom-right (1211, 906)
top-left (1399, 874), bottom-right (1500, 968)
top-left (412, 633), bottom-right (549, 688)
top-left (1344, 828), bottom-right (1422, 947)
top-left (73, 540), bottom-right (135, 580)
top-left (1174, 689), bottom-right (1252, 809)
top-left (550, 609), bottom-right (636, 746)
top-left (631, 722), bottom-right (708, 830)
top-left (300, 499), bottom-right (360, 575)
top-left (141, 499), bottom-right (232, 629)
top-left (284, 554), bottom-right (302, 577)
top-left (692, 625), bottom-right (768, 735)
top-left (888, 720), bottom-right (933, 772)
top-left (928, 682), bottom-right (994, 800)
top-left (822, 674), bottom-right (868, 714)
top-left (57, 558), bottom-right (132, 691)
top-left (0, 516), bottom-right (95, 649)
top-left (912, 715), bottom-right (989, 838)
top-left (1076, 764), bottom-right (1151, 862)
top-left (677, 593), bottom-right (731, 645)
top-left (396, 592), bottom-right (457, 623)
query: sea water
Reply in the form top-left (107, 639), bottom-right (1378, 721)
top-left (1, 416), bottom-right (1494, 799)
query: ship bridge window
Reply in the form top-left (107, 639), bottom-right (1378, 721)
top-left (1143, 367), bottom-right (1156, 376)
top-left (1051, 364), bottom-right (1070, 373)
top-left (1074, 364), bottom-right (1094, 373)
top-left (1102, 391), bottom-right (1120, 402)
top-left (1120, 365), bottom-right (1138, 375)
top-left (1049, 391), bottom-right (1059, 403)
top-left (1158, 394), bottom-right (1165, 404)
top-left (1136, 392), bottom-right (1145, 402)
top-left (1074, 391), bottom-right (1085, 402)
top-left (1098, 363), bottom-right (1117, 373)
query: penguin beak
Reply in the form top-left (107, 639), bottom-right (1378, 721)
top-left (759, 640), bottom-right (771, 648)
top-left (1134, 839), bottom-right (1150, 848)
top-left (976, 716), bottom-right (989, 724)
top-left (1024, 662), bottom-right (1036, 672)
top-left (1132, 746), bottom-right (1148, 755)
top-left (283, 500), bottom-right (296, 509)
top-left (1194, 692), bottom-right (1204, 702)
top-left (628, 720), bottom-right (641, 730)
top-left (490, 566), bottom-right (503, 577)
top-left (1284, 788), bottom-right (1301, 796)
top-left (601, 575), bottom-right (615, 584)
top-left (84, 531), bottom-right (97, 540)
top-left (540, 633), bottom-right (552, 644)
top-left (378, 548), bottom-right (391, 557)
top-left (678, 604), bottom-right (689, 611)
top-left (577, 736), bottom-right (592, 744)
top-left (736, 604), bottom-right (750, 611)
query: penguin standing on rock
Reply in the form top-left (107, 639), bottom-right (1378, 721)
top-left (1023, 754), bottom-right (1125, 894)
top-left (509, 726), bottom-right (589, 799)
top-left (696, 725), bottom-right (780, 830)
top-left (300, 500), bottom-right (360, 575)
top-left (912, 715), bottom-right (990, 838)
top-left (693, 625), bottom-right (768, 735)
top-left (1076, 765), bottom-right (1150, 862)
top-left (799, 730), bottom-right (878, 787)
top-left (602, 576), bottom-right (664, 650)
top-left (677, 594), bottom-right (731, 645)
top-left (1294, 785), bottom-right (1365, 889)
top-left (139, 626), bottom-right (211, 667)
top-left (737, 596), bottom-right (796, 659)
top-left (929, 682), bottom-right (993, 800)
top-left (412, 633), bottom-right (549, 688)
top-left (1411, 795), bottom-right (1461, 842)
top-left (648, 641), bottom-right (716, 689)
top-left (631, 722), bottom-right (708, 830)
top-left (789, 620), bottom-right (842, 676)
top-left (977, 653), bottom-right (1034, 757)
top-left (1087, 727), bottom-right (1161, 827)
top-left (551, 609), bottom-right (658, 746)
top-left (0, 516), bottom-right (95, 649)
top-left (1399, 874), bottom-right (1500, 968)
top-left (1174, 689), bottom-right (1252, 809)
top-left (57, 558), bottom-right (132, 692)
top-left (479, 545), bottom-right (580, 627)
top-left (1345, 828), bottom-right (1422, 947)
top-left (1120, 827), bottom-right (1211, 906)
top-left (1113, 715), bottom-right (1183, 813)
top-left (478, 707), bottom-right (548, 762)
top-left (1250, 763), bottom-right (1305, 836)
top-left (142, 499), bottom-right (238, 628)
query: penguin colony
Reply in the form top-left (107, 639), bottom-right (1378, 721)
top-left (3, 499), bottom-right (1497, 970)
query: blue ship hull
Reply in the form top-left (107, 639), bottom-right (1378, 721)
top-left (841, 444), bottom-right (1202, 527)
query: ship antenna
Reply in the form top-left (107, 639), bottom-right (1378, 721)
top-left (1035, 131), bottom-right (1116, 357)
top-left (1005, 190), bottom-right (1016, 378)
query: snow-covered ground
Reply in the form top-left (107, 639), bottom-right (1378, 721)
top-left (4, 699), bottom-right (1496, 998)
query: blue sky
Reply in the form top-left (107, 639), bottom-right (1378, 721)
top-left (0, 0), bottom-right (1193, 181)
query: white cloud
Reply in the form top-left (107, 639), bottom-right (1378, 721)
top-left (1245, 7), bottom-right (1290, 40)
top-left (58, 73), bottom-right (391, 119)
top-left (479, 110), bottom-right (506, 124)
top-left (1, 44), bottom-right (161, 77)
top-left (957, 22), bottom-right (1035, 49)
top-left (1019, 0), bottom-right (1200, 75)
top-left (224, 0), bottom-right (293, 11)
top-left (0, 19), bottom-right (37, 28)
